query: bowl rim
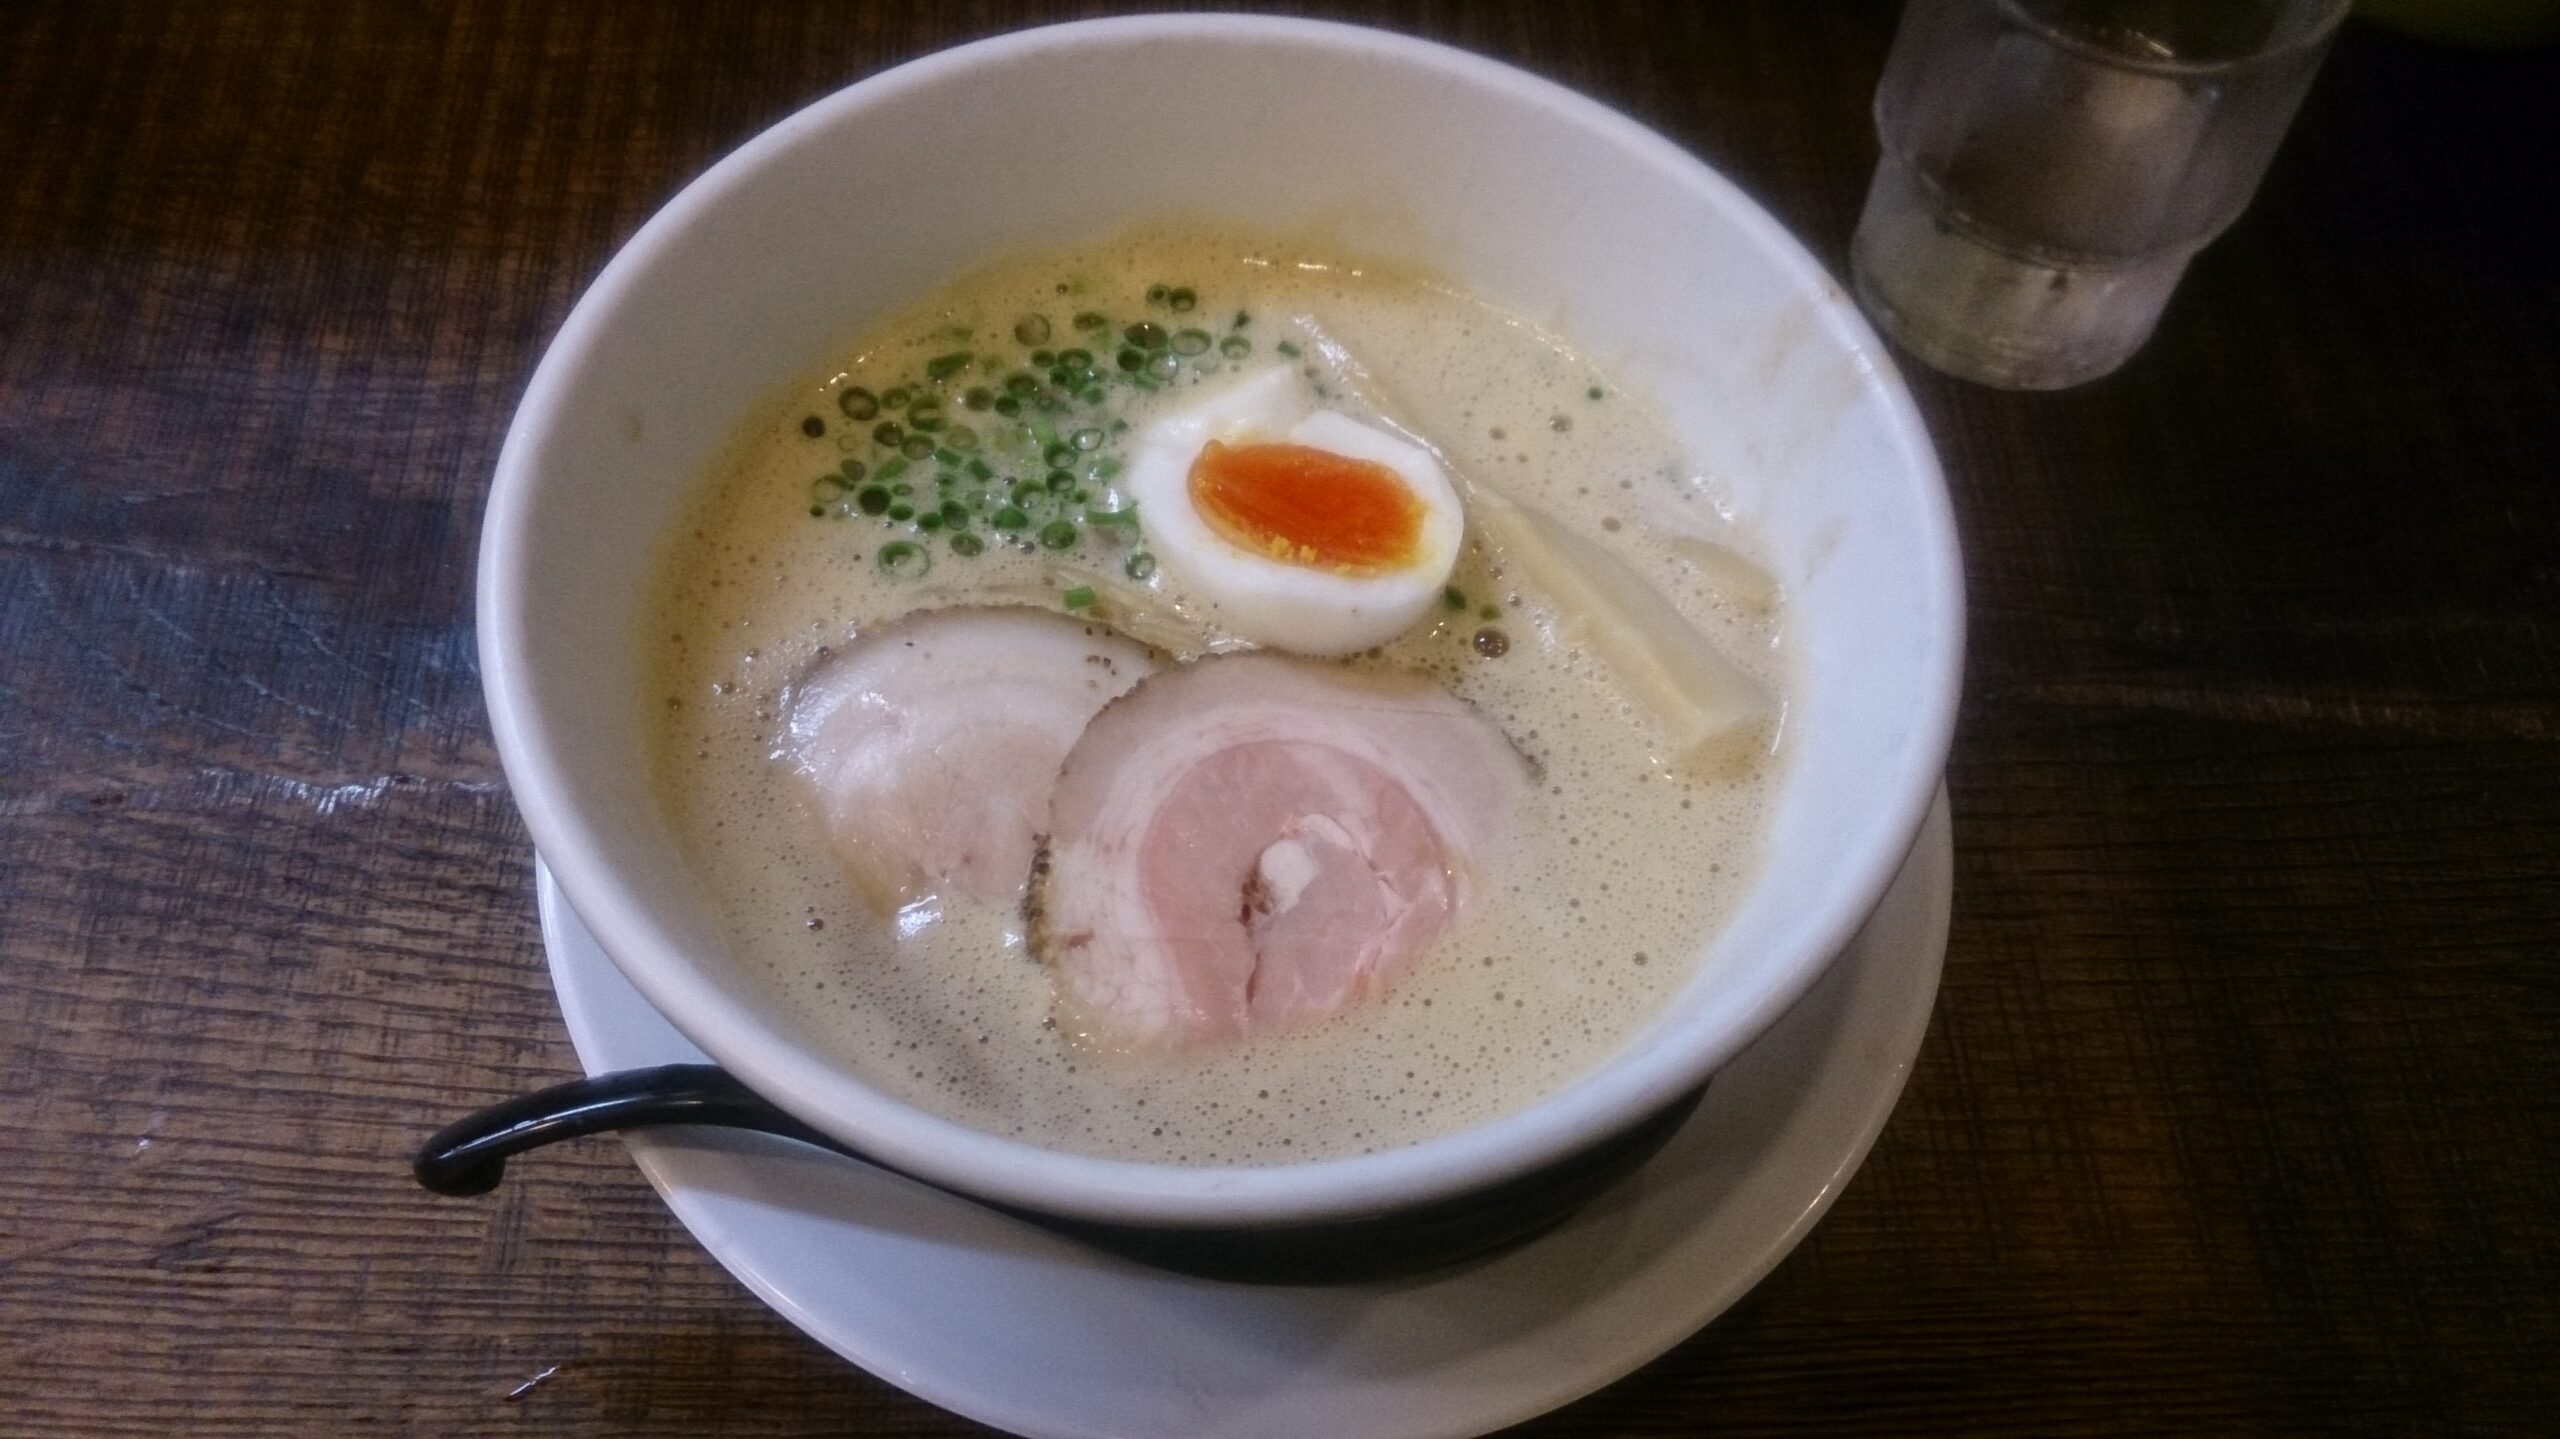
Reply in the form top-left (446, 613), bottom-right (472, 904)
top-left (479, 11), bottom-right (1963, 1227)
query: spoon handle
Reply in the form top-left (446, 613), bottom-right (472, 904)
top-left (413, 1063), bottom-right (845, 1196)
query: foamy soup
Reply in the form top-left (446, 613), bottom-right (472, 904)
top-left (646, 230), bottom-right (1785, 1164)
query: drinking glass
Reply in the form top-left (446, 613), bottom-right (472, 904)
top-left (1851, 0), bottom-right (2350, 389)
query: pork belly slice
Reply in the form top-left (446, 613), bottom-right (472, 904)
top-left (781, 606), bottom-right (1157, 915)
top-left (1029, 653), bottom-right (1528, 1045)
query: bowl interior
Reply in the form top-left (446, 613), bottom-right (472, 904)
top-left (482, 15), bottom-right (1959, 1224)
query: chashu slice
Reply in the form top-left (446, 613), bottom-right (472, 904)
top-left (781, 606), bottom-right (1157, 916)
top-left (1028, 653), bottom-right (1528, 1046)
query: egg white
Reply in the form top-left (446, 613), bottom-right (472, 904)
top-left (1126, 366), bottom-right (1465, 656)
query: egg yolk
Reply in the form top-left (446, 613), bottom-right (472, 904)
top-left (1186, 440), bottom-right (1425, 575)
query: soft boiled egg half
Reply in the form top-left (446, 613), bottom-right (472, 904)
top-left (1125, 365), bottom-right (1464, 656)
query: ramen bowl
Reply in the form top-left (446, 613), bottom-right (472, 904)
top-left (471, 14), bottom-right (1961, 1261)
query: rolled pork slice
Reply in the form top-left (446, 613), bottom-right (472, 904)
top-left (780, 606), bottom-right (1157, 915)
top-left (1028, 653), bottom-right (1529, 1046)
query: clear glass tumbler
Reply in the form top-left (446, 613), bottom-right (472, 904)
top-left (1851, 0), bottom-right (2350, 389)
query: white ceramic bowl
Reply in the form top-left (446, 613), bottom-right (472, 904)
top-left (480, 14), bottom-right (1961, 1229)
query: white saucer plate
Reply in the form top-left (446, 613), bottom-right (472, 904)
top-left (540, 787), bottom-right (1951, 1439)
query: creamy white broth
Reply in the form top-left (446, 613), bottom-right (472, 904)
top-left (645, 230), bottom-right (1783, 1163)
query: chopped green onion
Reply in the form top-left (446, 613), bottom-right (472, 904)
top-left (1116, 347), bottom-right (1145, 372)
top-left (878, 541), bottom-right (930, 578)
top-left (887, 503), bottom-right (914, 521)
top-left (907, 397), bottom-right (945, 430)
top-left (926, 351), bottom-right (973, 382)
top-left (1275, 340), bottom-right (1301, 358)
top-left (1043, 444), bottom-right (1074, 469)
top-left (965, 457), bottom-right (994, 480)
top-left (1045, 469), bottom-right (1075, 493)
top-left (1443, 586), bottom-right (1468, 611)
top-left (941, 499), bottom-right (969, 524)
top-left (991, 505), bottom-right (1029, 530)
top-left (1124, 321), bottom-right (1168, 350)
top-left (950, 532), bottom-right (986, 556)
top-left (992, 395), bottom-right (1022, 417)
top-left (1062, 585), bottom-right (1096, 611)
top-left (876, 454), bottom-right (910, 480)
top-left (856, 485), bottom-right (891, 515)
top-left (838, 386), bottom-right (879, 420)
top-left (1031, 348), bottom-right (1056, 367)
top-left (1014, 315), bottom-right (1051, 346)
top-left (918, 512), bottom-right (944, 532)
top-left (1587, 386), bottom-right (1604, 400)
top-left (1038, 520), bottom-right (1079, 550)
top-left (1005, 372), bottom-right (1041, 396)
top-left (1087, 506), bottom-right (1139, 527)
top-left (1232, 310), bottom-right (1250, 329)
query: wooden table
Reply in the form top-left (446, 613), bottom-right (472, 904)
top-left (5, 3), bottom-right (2553, 1433)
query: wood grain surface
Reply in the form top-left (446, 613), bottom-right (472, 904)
top-left (3, 2), bottom-right (2554, 1434)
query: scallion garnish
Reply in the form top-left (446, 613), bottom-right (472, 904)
top-left (877, 540), bottom-right (929, 577)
